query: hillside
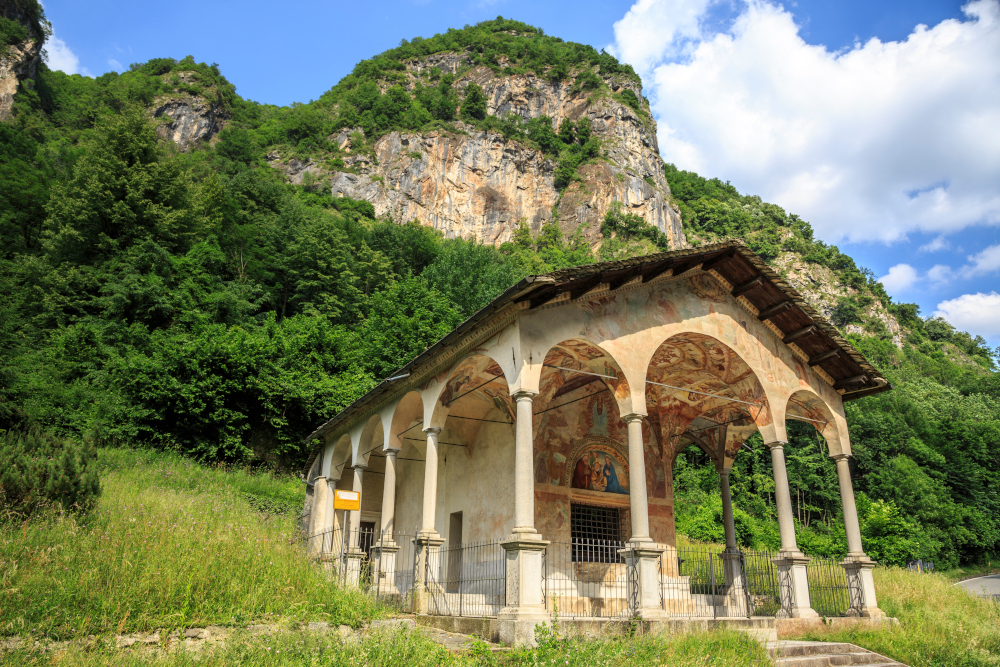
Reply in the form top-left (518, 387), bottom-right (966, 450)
top-left (0, 6), bottom-right (997, 571)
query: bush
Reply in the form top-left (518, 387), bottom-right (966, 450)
top-left (0, 426), bottom-right (101, 516)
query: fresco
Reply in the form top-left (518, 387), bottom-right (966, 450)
top-left (567, 441), bottom-right (630, 495)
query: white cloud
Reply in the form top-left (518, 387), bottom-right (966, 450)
top-left (934, 291), bottom-right (1000, 339)
top-left (608, 0), bottom-right (714, 72)
top-left (612, 0), bottom-right (1000, 243)
top-left (879, 263), bottom-right (919, 292)
top-left (960, 243), bottom-right (1000, 276)
top-left (919, 236), bottom-right (951, 252)
top-left (44, 32), bottom-right (86, 75)
top-left (108, 58), bottom-right (123, 72)
top-left (928, 263), bottom-right (954, 283)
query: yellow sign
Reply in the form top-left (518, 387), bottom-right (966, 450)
top-left (334, 490), bottom-right (360, 511)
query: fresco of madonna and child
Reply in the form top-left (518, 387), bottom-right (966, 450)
top-left (570, 446), bottom-right (629, 495)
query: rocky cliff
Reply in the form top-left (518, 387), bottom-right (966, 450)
top-left (324, 56), bottom-right (684, 247)
top-left (0, 0), bottom-right (42, 122)
top-left (0, 36), bottom-right (38, 121)
top-left (150, 72), bottom-right (229, 150)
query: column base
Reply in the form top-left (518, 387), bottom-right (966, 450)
top-left (371, 541), bottom-right (400, 595)
top-left (773, 551), bottom-right (820, 619)
top-left (621, 542), bottom-right (666, 619)
top-left (842, 555), bottom-right (884, 619)
top-left (499, 536), bottom-right (549, 647)
top-left (343, 550), bottom-right (367, 588)
top-left (414, 533), bottom-right (445, 614)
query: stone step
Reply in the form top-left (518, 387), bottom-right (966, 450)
top-left (776, 654), bottom-right (903, 667)
top-left (767, 641), bottom-right (907, 667)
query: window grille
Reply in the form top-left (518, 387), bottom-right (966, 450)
top-left (570, 503), bottom-right (629, 563)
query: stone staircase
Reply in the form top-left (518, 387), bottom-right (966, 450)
top-left (768, 641), bottom-right (908, 667)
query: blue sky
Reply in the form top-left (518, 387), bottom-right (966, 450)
top-left (41, 0), bottom-right (1000, 346)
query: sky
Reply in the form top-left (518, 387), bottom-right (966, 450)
top-left (40, 0), bottom-right (1000, 346)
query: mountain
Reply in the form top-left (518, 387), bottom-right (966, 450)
top-left (0, 8), bottom-right (997, 569)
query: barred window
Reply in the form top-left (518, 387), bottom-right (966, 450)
top-left (570, 503), bottom-right (628, 563)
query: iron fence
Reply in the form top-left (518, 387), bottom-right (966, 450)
top-left (303, 527), bottom-right (420, 611)
top-left (543, 538), bottom-right (634, 618)
top-left (426, 539), bottom-right (506, 617)
top-left (807, 557), bottom-right (865, 617)
top-left (662, 546), bottom-right (784, 618)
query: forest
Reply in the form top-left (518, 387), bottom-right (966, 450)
top-left (1, 9), bottom-right (998, 571)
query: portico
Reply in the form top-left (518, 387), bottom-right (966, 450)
top-left (302, 241), bottom-right (891, 645)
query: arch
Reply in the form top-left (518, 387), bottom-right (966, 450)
top-left (645, 331), bottom-right (779, 469)
top-left (354, 414), bottom-right (384, 467)
top-left (323, 433), bottom-right (352, 481)
top-left (426, 353), bottom-right (512, 449)
top-left (784, 388), bottom-right (847, 457)
top-left (386, 391), bottom-right (424, 450)
top-left (535, 337), bottom-right (634, 415)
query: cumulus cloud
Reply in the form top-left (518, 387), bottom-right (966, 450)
top-left (934, 292), bottom-right (1000, 339)
top-left (44, 32), bottom-right (87, 75)
top-left (960, 243), bottom-right (1000, 277)
top-left (928, 264), bottom-right (954, 283)
top-left (611, 0), bottom-right (1000, 243)
top-left (879, 263), bottom-right (919, 293)
top-left (919, 236), bottom-right (951, 252)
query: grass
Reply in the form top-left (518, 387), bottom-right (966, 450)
top-left (0, 448), bottom-right (379, 639)
top-left (3, 624), bottom-right (771, 666)
top-left (791, 567), bottom-right (1000, 667)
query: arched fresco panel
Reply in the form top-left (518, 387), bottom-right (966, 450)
top-left (517, 271), bottom-right (831, 443)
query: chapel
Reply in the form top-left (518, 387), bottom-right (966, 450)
top-left (301, 241), bottom-right (890, 645)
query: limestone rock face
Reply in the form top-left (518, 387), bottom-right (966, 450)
top-left (150, 73), bottom-right (229, 150)
top-left (328, 59), bottom-right (685, 248)
top-left (0, 37), bottom-right (40, 121)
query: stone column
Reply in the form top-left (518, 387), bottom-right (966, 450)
top-left (719, 468), bottom-right (746, 594)
top-left (499, 390), bottom-right (549, 647)
top-left (624, 414), bottom-right (651, 542)
top-left (834, 454), bottom-right (883, 618)
top-left (372, 449), bottom-right (401, 595)
top-left (309, 476), bottom-right (329, 556)
top-left (415, 428), bottom-right (444, 613)
top-left (344, 465), bottom-right (367, 587)
top-left (766, 441), bottom-right (818, 619)
top-left (620, 414), bottom-right (664, 619)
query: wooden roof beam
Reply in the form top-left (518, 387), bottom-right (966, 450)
top-left (833, 374), bottom-right (868, 391)
top-left (642, 260), bottom-right (674, 283)
top-left (731, 276), bottom-right (763, 298)
top-left (701, 249), bottom-right (736, 273)
top-left (569, 274), bottom-right (604, 300)
top-left (758, 300), bottom-right (793, 322)
top-left (783, 325), bottom-right (818, 345)
top-left (808, 348), bottom-right (842, 366)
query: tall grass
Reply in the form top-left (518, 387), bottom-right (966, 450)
top-left (0, 448), bottom-right (378, 639)
top-left (3, 625), bottom-right (771, 666)
top-left (794, 567), bottom-right (1000, 667)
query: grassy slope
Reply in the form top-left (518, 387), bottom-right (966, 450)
top-left (0, 448), bottom-right (378, 638)
top-left (792, 568), bottom-right (1000, 667)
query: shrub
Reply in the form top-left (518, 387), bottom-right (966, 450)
top-left (0, 426), bottom-right (101, 516)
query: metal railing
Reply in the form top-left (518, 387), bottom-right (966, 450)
top-left (426, 539), bottom-right (506, 617)
top-left (807, 557), bottom-right (865, 617)
top-left (304, 527), bottom-right (419, 611)
top-left (661, 546), bottom-right (785, 618)
top-left (543, 538), bottom-right (635, 618)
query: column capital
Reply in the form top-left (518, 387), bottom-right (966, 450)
top-left (621, 412), bottom-right (646, 424)
top-left (764, 440), bottom-right (788, 450)
top-left (511, 389), bottom-right (537, 401)
top-left (831, 452), bottom-right (851, 462)
top-left (313, 475), bottom-right (328, 482)
top-left (423, 426), bottom-right (442, 435)
top-left (383, 447), bottom-right (400, 457)
top-left (719, 467), bottom-right (732, 477)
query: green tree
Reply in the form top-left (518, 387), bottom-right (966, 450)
top-left (460, 83), bottom-right (488, 121)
